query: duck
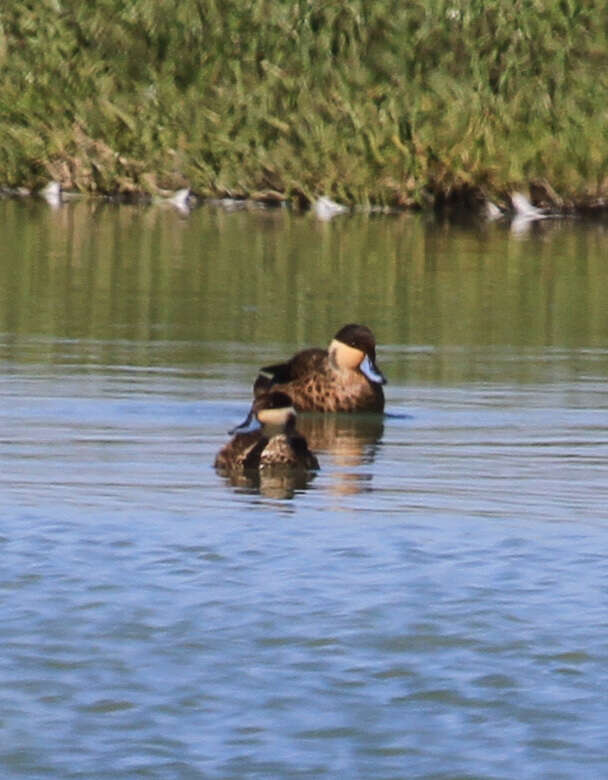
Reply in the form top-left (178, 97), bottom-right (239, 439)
top-left (215, 391), bottom-right (319, 472)
top-left (253, 323), bottom-right (386, 413)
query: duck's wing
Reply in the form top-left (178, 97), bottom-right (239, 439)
top-left (254, 348), bottom-right (326, 396)
top-left (215, 432), bottom-right (267, 470)
top-left (254, 361), bottom-right (295, 395)
top-left (290, 434), bottom-right (320, 470)
top-left (241, 437), bottom-right (269, 469)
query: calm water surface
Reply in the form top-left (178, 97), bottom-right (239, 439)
top-left (1, 200), bottom-right (607, 778)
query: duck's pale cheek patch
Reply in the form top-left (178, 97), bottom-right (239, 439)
top-left (257, 406), bottom-right (296, 426)
top-left (331, 339), bottom-right (364, 371)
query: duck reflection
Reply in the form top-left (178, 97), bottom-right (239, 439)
top-left (296, 412), bottom-right (384, 496)
top-left (219, 466), bottom-right (317, 500)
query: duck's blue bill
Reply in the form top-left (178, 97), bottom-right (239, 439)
top-left (360, 354), bottom-right (386, 385)
top-left (229, 410), bottom-right (262, 435)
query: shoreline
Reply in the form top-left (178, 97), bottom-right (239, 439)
top-left (2, 181), bottom-right (608, 223)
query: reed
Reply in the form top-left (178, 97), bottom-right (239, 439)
top-left (1, 0), bottom-right (607, 208)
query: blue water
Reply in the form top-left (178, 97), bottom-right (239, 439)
top-left (2, 350), bottom-right (607, 779)
top-left (2, 200), bottom-right (608, 778)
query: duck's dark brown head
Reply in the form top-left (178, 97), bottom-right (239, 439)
top-left (329, 323), bottom-right (386, 385)
top-left (255, 391), bottom-right (297, 432)
top-left (230, 391), bottom-right (296, 435)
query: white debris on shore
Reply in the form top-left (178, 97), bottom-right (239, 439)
top-left (312, 196), bottom-right (349, 221)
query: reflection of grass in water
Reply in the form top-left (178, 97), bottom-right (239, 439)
top-left (2, 1), bottom-right (608, 205)
top-left (2, 200), bottom-right (608, 384)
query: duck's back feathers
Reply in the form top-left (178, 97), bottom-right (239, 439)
top-left (214, 432), bottom-right (267, 471)
top-left (259, 432), bottom-right (319, 470)
top-left (254, 349), bottom-right (327, 397)
top-left (216, 429), bottom-right (318, 472)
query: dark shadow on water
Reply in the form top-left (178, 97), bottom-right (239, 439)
top-left (383, 411), bottom-right (414, 420)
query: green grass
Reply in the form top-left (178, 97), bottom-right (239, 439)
top-left (1, 0), bottom-right (608, 207)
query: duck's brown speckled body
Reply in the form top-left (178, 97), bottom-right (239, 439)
top-left (253, 324), bottom-right (386, 413)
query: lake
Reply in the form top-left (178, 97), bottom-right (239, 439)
top-left (1, 197), bottom-right (607, 778)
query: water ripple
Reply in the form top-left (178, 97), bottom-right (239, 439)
top-left (1, 368), bottom-right (608, 778)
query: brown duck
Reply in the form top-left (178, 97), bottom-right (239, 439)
top-left (253, 324), bottom-right (386, 412)
top-left (215, 391), bottom-right (319, 472)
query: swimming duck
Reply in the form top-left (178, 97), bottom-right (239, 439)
top-left (253, 324), bottom-right (386, 413)
top-left (215, 391), bottom-right (319, 472)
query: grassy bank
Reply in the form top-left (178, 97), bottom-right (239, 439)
top-left (1, 0), bottom-right (608, 208)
